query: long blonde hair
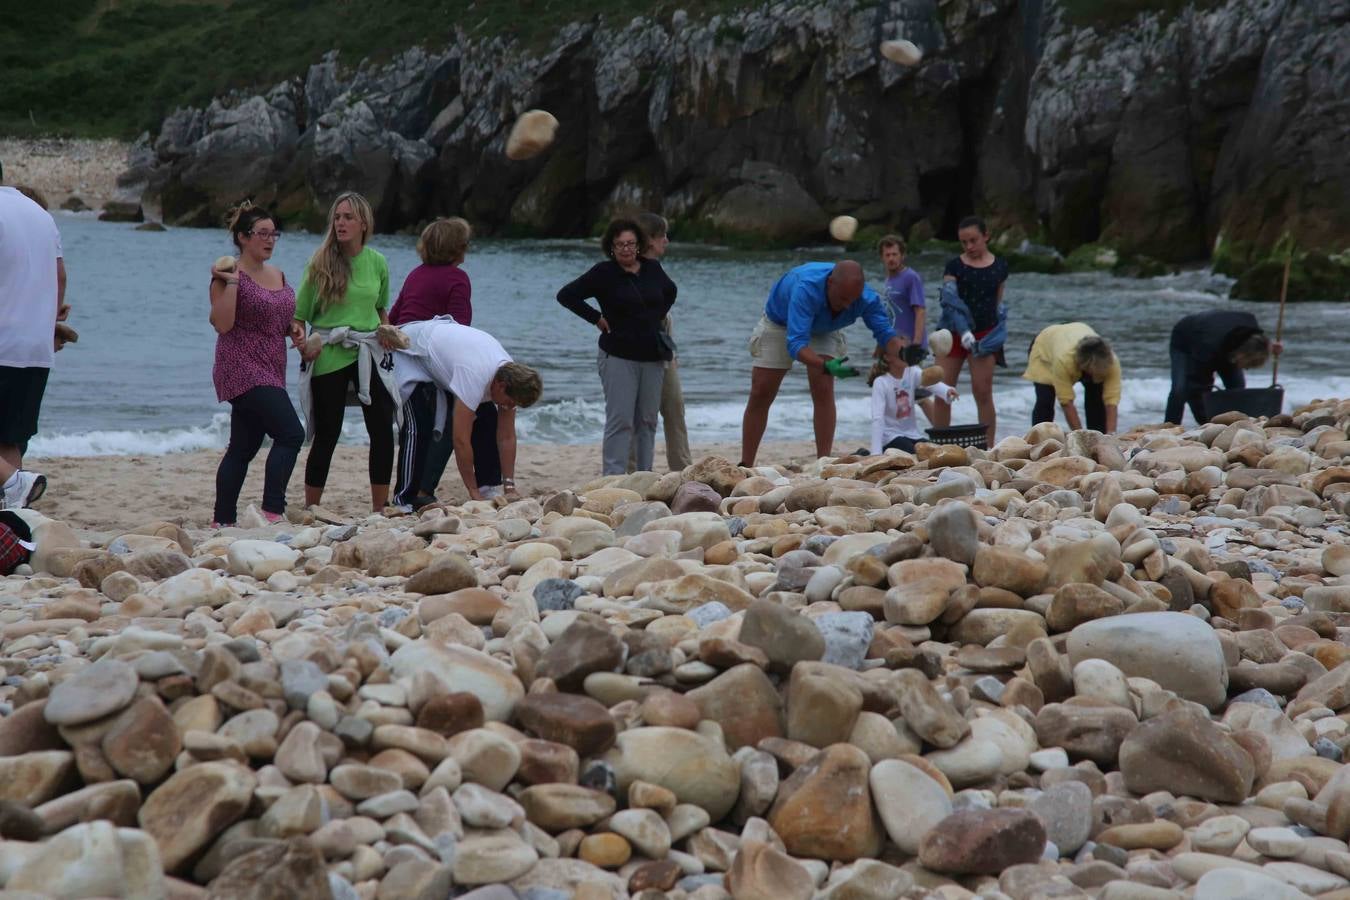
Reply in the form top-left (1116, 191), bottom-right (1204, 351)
top-left (307, 191), bottom-right (374, 311)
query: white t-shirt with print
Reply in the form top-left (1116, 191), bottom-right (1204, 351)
top-left (0, 188), bottom-right (63, 368)
top-left (870, 367), bottom-right (926, 454)
top-left (396, 318), bottom-right (511, 409)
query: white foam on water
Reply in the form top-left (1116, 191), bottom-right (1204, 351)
top-left (29, 414), bottom-right (369, 458)
top-left (31, 376), bottom-right (1350, 458)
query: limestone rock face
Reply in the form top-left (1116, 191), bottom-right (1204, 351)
top-left (124, 0), bottom-right (1343, 269)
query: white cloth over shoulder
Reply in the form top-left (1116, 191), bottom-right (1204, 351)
top-left (298, 327), bottom-right (403, 442)
top-left (395, 318), bottom-right (512, 437)
top-left (0, 187), bottom-right (63, 368)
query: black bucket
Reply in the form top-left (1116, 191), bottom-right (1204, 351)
top-left (925, 424), bottom-right (989, 450)
top-left (1205, 386), bottom-right (1285, 420)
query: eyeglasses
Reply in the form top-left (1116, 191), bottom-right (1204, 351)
top-left (249, 230), bottom-right (282, 241)
top-left (612, 240), bottom-right (638, 250)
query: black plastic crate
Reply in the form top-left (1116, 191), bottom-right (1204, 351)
top-left (925, 424), bottom-right (988, 450)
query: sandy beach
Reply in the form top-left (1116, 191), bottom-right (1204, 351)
top-left (27, 440), bottom-right (819, 535)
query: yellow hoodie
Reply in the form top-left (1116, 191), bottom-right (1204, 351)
top-left (1023, 322), bottom-right (1122, 406)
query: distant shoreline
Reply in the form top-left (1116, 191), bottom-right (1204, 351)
top-left (0, 137), bottom-right (129, 210)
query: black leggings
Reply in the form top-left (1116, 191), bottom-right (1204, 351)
top-left (214, 386), bottom-right (304, 524)
top-left (1032, 379), bottom-right (1106, 432)
top-left (305, 363), bottom-right (396, 489)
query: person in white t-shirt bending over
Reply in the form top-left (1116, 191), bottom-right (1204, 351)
top-left (392, 319), bottom-right (543, 508)
top-left (0, 161), bottom-right (69, 509)
top-left (866, 355), bottom-right (958, 455)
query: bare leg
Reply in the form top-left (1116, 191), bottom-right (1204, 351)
top-left (931, 355), bottom-right (965, 428)
top-left (371, 484), bottom-right (389, 512)
top-left (0, 445), bottom-right (20, 470)
top-left (740, 366), bottom-right (788, 466)
top-left (969, 353), bottom-right (997, 445)
top-left (305, 485), bottom-right (323, 508)
top-left (806, 362), bottom-right (837, 459)
top-left (0, 456), bottom-right (15, 483)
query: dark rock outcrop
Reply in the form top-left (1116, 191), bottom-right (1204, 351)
top-left (121, 0), bottom-right (1348, 280)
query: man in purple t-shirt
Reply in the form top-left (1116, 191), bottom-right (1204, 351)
top-left (879, 234), bottom-right (925, 360)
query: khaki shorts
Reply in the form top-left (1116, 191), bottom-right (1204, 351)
top-left (748, 315), bottom-right (847, 370)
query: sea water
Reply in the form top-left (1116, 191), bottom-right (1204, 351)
top-left (29, 214), bottom-right (1350, 457)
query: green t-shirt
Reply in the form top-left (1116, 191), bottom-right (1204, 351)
top-left (295, 246), bottom-right (390, 376)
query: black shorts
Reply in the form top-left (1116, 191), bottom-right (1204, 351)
top-left (0, 366), bottom-right (50, 450)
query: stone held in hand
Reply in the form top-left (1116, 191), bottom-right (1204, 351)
top-left (376, 322), bottom-right (410, 349)
top-left (929, 329), bottom-right (953, 358)
top-left (880, 38), bottom-right (924, 66)
top-left (829, 215), bottom-right (858, 241)
top-left (506, 109), bottom-right (559, 160)
top-left (214, 255), bottom-right (236, 273)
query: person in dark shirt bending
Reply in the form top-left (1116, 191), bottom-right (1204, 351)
top-left (1165, 309), bottom-right (1281, 425)
top-left (557, 218), bottom-right (677, 474)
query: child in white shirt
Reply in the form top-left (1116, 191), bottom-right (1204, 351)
top-left (868, 355), bottom-right (959, 454)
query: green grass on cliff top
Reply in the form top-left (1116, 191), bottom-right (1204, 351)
top-left (0, 0), bottom-right (753, 138)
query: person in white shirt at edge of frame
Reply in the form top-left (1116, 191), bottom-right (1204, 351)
top-left (863, 355), bottom-right (958, 456)
top-left (391, 319), bottom-right (543, 509)
top-left (0, 159), bottom-right (69, 510)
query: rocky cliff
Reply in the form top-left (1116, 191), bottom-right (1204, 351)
top-left (115, 0), bottom-right (1348, 290)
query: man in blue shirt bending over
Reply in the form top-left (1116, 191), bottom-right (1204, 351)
top-left (740, 259), bottom-right (906, 465)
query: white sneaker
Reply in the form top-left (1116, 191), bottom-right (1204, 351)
top-left (1, 470), bottom-right (46, 510)
top-left (479, 484), bottom-right (504, 499)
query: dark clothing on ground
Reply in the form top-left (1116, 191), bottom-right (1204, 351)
top-left (304, 362), bottom-right (396, 488)
top-left (1165, 310), bottom-right (1262, 424)
top-left (557, 258), bottom-right (677, 362)
top-left (0, 366), bottom-right (49, 455)
top-left (213, 385), bottom-right (304, 524)
top-left (943, 256), bottom-right (1008, 333)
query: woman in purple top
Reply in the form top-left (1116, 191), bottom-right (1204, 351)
top-left (389, 218), bottom-right (505, 501)
top-left (208, 203), bottom-right (305, 527)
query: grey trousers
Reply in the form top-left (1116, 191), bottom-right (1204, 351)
top-left (627, 361), bottom-right (692, 472)
top-left (599, 351), bottom-right (665, 475)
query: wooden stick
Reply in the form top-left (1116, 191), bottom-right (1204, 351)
top-left (1271, 249), bottom-right (1291, 387)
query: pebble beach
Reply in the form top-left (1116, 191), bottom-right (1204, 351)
top-left (5, 403), bottom-right (1350, 900)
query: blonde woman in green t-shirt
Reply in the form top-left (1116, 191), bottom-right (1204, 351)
top-left (293, 191), bottom-right (400, 512)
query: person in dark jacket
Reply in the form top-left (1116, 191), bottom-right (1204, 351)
top-left (1165, 309), bottom-right (1281, 424)
top-left (557, 218), bottom-right (677, 474)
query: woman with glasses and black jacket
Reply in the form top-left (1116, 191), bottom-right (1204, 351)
top-left (207, 202), bottom-right (304, 527)
top-left (557, 218), bottom-right (677, 475)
